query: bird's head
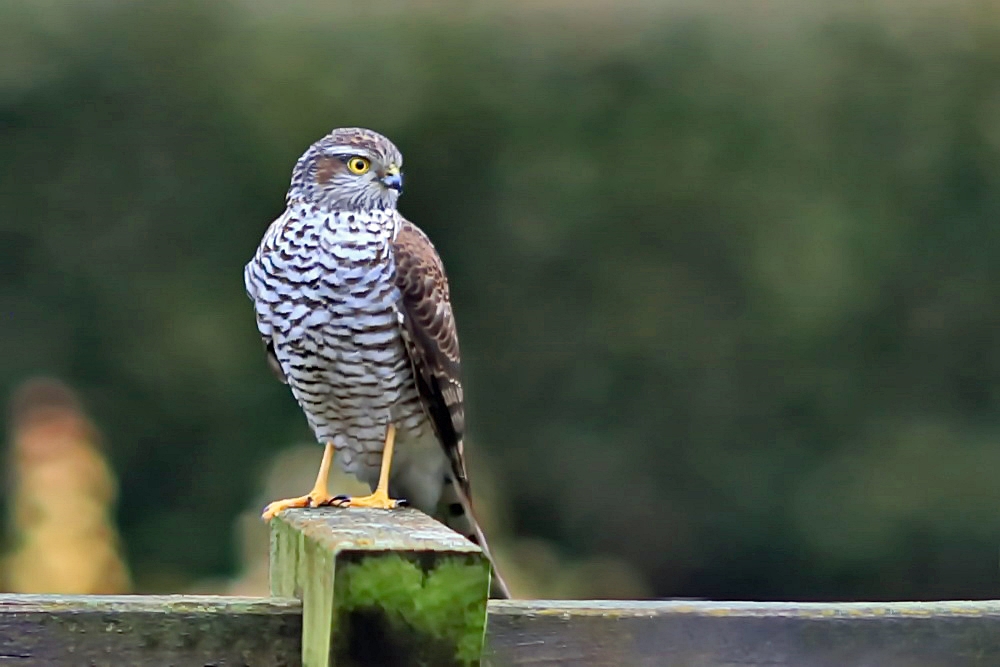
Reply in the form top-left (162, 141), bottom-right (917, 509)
top-left (289, 127), bottom-right (404, 211)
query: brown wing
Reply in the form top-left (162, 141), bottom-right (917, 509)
top-left (393, 221), bottom-right (513, 598)
top-left (392, 219), bottom-right (470, 486)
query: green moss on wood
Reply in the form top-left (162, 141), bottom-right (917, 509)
top-left (333, 553), bottom-right (490, 665)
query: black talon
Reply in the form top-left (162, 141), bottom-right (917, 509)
top-left (397, 498), bottom-right (410, 507)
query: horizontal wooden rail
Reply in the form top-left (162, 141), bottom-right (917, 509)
top-left (3, 510), bottom-right (1000, 666)
top-left (485, 599), bottom-right (1000, 666)
top-left (3, 595), bottom-right (1000, 666)
top-left (0, 594), bottom-right (302, 665)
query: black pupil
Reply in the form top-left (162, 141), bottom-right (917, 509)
top-left (353, 160), bottom-right (364, 170)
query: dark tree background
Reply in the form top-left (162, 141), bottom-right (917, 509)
top-left (3, 0), bottom-right (1000, 599)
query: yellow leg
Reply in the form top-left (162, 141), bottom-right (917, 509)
top-left (261, 442), bottom-right (337, 521)
top-left (332, 424), bottom-right (405, 510)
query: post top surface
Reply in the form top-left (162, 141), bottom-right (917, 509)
top-left (276, 507), bottom-right (484, 554)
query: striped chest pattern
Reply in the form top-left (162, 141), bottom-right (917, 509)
top-left (244, 202), bottom-right (428, 464)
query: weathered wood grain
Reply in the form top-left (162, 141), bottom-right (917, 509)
top-left (484, 599), bottom-right (1000, 667)
top-left (269, 507), bottom-right (490, 667)
top-left (0, 594), bottom-right (301, 666)
top-left (5, 593), bottom-right (1000, 666)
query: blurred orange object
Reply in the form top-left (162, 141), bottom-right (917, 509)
top-left (4, 378), bottom-right (131, 594)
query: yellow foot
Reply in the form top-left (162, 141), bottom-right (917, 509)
top-left (332, 491), bottom-right (407, 510)
top-left (261, 491), bottom-right (338, 521)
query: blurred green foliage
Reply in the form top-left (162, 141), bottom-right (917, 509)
top-left (4, 0), bottom-right (1000, 600)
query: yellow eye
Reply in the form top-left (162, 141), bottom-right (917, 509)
top-left (346, 157), bottom-right (370, 175)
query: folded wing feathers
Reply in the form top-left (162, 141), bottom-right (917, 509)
top-left (392, 219), bottom-right (510, 598)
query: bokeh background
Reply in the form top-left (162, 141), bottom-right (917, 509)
top-left (3, 0), bottom-right (1000, 601)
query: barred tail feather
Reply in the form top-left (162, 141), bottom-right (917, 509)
top-left (437, 476), bottom-right (511, 599)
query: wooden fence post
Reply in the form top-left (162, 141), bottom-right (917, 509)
top-left (269, 507), bottom-right (490, 667)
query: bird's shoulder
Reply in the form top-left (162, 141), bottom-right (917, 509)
top-left (392, 218), bottom-right (451, 301)
top-left (391, 216), bottom-right (460, 381)
top-left (260, 201), bottom-right (323, 249)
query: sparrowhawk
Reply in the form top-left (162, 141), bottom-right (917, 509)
top-left (244, 127), bottom-right (510, 597)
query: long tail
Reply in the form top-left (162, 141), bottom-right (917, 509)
top-left (437, 475), bottom-right (511, 599)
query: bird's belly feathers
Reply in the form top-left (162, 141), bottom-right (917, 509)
top-left (246, 220), bottom-right (430, 479)
top-left (278, 301), bottom-right (428, 470)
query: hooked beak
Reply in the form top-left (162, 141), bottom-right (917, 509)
top-left (381, 165), bottom-right (403, 192)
